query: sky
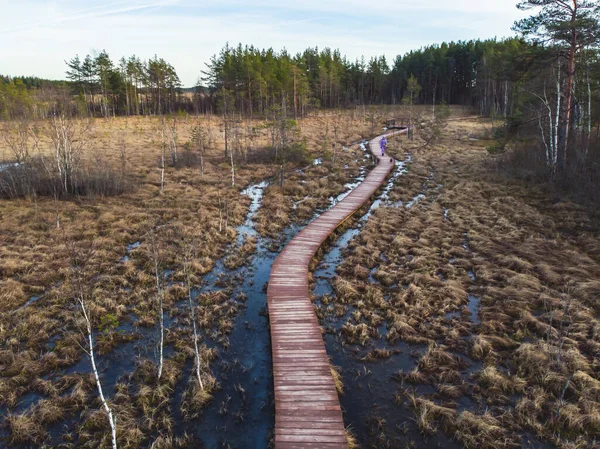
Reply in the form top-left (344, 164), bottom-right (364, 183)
top-left (0, 0), bottom-right (529, 87)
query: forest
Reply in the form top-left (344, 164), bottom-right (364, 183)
top-left (2, 29), bottom-right (599, 182)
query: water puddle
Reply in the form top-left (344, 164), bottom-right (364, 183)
top-left (13, 392), bottom-right (43, 414)
top-left (0, 162), bottom-right (20, 172)
top-left (328, 167), bottom-right (367, 207)
top-left (16, 281), bottom-right (62, 312)
top-left (20, 295), bottom-right (41, 308)
top-left (121, 241), bottom-right (141, 263)
top-left (445, 294), bottom-right (480, 325)
top-left (404, 193), bottom-right (425, 209)
top-left (467, 294), bottom-right (481, 324)
top-left (462, 232), bottom-right (471, 251)
top-left (522, 432), bottom-right (555, 449)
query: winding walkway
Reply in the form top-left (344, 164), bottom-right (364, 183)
top-left (267, 131), bottom-right (406, 448)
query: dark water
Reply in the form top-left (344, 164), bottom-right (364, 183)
top-left (2, 163), bottom-right (374, 449)
top-left (0, 181), bottom-right (275, 449)
top-left (177, 184), bottom-right (278, 448)
top-left (310, 159), bottom-right (463, 448)
top-left (172, 170), bottom-right (372, 448)
top-left (311, 167), bottom-right (556, 449)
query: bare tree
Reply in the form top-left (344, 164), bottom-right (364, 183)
top-left (160, 119), bottom-right (166, 194)
top-left (229, 134), bottom-right (236, 187)
top-left (54, 193), bottom-right (61, 229)
top-left (221, 87), bottom-right (231, 160)
top-left (168, 118), bottom-right (178, 166)
top-left (49, 115), bottom-right (90, 195)
top-left (217, 197), bottom-right (229, 232)
top-left (190, 118), bottom-right (207, 177)
top-left (404, 74), bottom-right (421, 140)
top-left (366, 108), bottom-right (378, 136)
top-left (150, 231), bottom-right (165, 381)
top-left (77, 293), bottom-right (118, 448)
top-left (184, 246), bottom-right (204, 390)
top-left (332, 123), bottom-right (339, 166)
top-left (1, 121), bottom-right (38, 164)
top-left (119, 137), bottom-right (127, 183)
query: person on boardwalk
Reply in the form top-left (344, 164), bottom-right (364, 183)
top-left (380, 136), bottom-right (388, 156)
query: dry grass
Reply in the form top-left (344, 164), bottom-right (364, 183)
top-left (323, 116), bottom-right (600, 448)
top-left (0, 109), bottom-right (384, 447)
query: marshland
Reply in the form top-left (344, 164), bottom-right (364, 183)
top-left (2, 1), bottom-right (600, 447)
top-left (0, 108), bottom-right (381, 448)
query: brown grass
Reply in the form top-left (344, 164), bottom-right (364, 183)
top-left (323, 116), bottom-right (600, 448)
top-left (0, 109), bottom-right (385, 447)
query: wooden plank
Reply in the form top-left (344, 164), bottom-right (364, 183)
top-left (268, 131), bottom-right (406, 448)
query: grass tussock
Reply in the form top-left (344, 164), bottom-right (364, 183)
top-left (0, 111), bottom-right (380, 447)
top-left (323, 116), bottom-right (600, 448)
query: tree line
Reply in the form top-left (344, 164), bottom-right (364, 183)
top-left (65, 51), bottom-right (188, 117)
top-left (0, 52), bottom-right (203, 119)
top-left (203, 39), bottom-right (535, 117)
top-left (1, 0), bottom-right (599, 181)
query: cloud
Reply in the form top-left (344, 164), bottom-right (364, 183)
top-left (1, 0), bottom-right (177, 34)
top-left (0, 0), bottom-right (527, 86)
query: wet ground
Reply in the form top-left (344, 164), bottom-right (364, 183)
top-left (1, 159), bottom-right (373, 448)
top-left (311, 156), bottom-right (464, 448)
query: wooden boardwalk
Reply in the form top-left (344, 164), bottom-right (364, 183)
top-left (267, 131), bottom-right (406, 448)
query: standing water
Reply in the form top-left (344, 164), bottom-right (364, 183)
top-left (312, 158), bottom-right (463, 448)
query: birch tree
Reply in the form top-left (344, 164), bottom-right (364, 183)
top-left (71, 254), bottom-right (118, 449)
top-left (67, 247), bottom-right (117, 449)
top-left (168, 118), bottom-right (178, 166)
top-left (513, 0), bottom-right (600, 173)
top-left (49, 115), bottom-right (90, 195)
top-left (184, 246), bottom-right (204, 390)
top-left (150, 232), bottom-right (165, 381)
top-left (531, 65), bottom-right (561, 172)
top-left (2, 121), bottom-right (37, 165)
top-left (77, 293), bottom-right (118, 449)
top-left (160, 119), bottom-right (166, 193)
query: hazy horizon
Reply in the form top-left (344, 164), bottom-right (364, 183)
top-left (1, 0), bottom-right (528, 87)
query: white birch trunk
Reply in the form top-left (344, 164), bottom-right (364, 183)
top-left (78, 296), bottom-right (118, 449)
top-left (151, 235), bottom-right (164, 380)
top-left (230, 147), bottom-right (235, 187)
top-left (54, 192), bottom-right (60, 229)
top-left (185, 257), bottom-right (204, 390)
top-left (539, 115), bottom-right (550, 167)
top-left (161, 120), bottom-right (166, 194)
top-left (170, 119), bottom-right (178, 165)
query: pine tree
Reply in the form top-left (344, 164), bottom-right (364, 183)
top-left (513, 0), bottom-right (600, 173)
